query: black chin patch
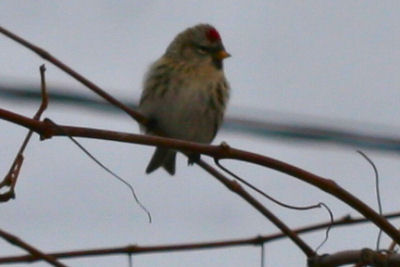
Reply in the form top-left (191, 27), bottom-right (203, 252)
top-left (213, 58), bottom-right (223, 70)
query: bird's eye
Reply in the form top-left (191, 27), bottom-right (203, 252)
top-left (196, 45), bottom-right (209, 54)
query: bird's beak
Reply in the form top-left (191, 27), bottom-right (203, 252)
top-left (214, 50), bottom-right (231, 60)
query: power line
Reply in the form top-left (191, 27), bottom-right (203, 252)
top-left (1, 84), bottom-right (400, 152)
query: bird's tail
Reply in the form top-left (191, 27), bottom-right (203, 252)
top-left (146, 147), bottom-right (176, 175)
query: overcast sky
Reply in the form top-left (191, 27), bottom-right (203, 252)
top-left (1, 1), bottom-right (400, 266)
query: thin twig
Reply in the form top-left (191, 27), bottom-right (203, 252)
top-left (2, 85), bottom-right (400, 153)
top-left (261, 243), bottom-right (265, 267)
top-left (0, 110), bottom-right (399, 245)
top-left (0, 25), bottom-right (147, 126)
top-left (128, 253), bottom-right (133, 267)
top-left (357, 150), bottom-right (383, 251)
top-left (308, 248), bottom-right (400, 267)
top-left (215, 159), bottom-right (322, 210)
top-left (1, 25), bottom-right (399, 251)
top-left (215, 158), bottom-right (334, 251)
top-left (0, 228), bottom-right (67, 267)
top-left (315, 202), bottom-right (334, 252)
top-left (0, 65), bottom-right (48, 201)
top-left (1, 211), bottom-right (400, 264)
top-left (196, 159), bottom-right (315, 257)
top-left (0, 25), bottom-right (316, 255)
top-left (46, 119), bottom-right (152, 223)
top-left (389, 237), bottom-right (399, 252)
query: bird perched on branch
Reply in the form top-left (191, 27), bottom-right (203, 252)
top-left (139, 23), bottom-right (231, 175)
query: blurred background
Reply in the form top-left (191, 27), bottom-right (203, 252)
top-left (1, 1), bottom-right (400, 266)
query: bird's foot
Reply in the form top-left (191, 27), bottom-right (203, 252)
top-left (219, 141), bottom-right (230, 150)
top-left (187, 153), bottom-right (200, 165)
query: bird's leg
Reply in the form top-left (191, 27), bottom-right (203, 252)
top-left (146, 117), bottom-right (159, 133)
top-left (219, 141), bottom-right (230, 150)
top-left (187, 153), bottom-right (201, 165)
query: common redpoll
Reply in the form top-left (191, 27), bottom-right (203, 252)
top-left (139, 24), bottom-right (230, 175)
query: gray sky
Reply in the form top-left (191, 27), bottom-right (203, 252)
top-left (1, 1), bottom-right (400, 266)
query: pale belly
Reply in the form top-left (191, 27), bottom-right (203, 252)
top-left (139, 85), bottom-right (219, 144)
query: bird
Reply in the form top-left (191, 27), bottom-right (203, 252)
top-left (139, 24), bottom-right (231, 175)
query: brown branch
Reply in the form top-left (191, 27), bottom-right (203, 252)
top-left (0, 107), bottom-right (314, 256)
top-left (308, 248), bottom-right (400, 267)
top-left (0, 107), bottom-right (399, 245)
top-left (0, 25), bottom-right (318, 255)
top-left (2, 85), bottom-right (400, 153)
top-left (196, 158), bottom-right (314, 256)
top-left (1, 25), bottom-right (399, 257)
top-left (0, 110), bottom-right (399, 245)
top-left (1, 211), bottom-right (400, 265)
top-left (0, 238), bottom-right (268, 264)
top-left (0, 228), bottom-right (67, 267)
top-left (0, 65), bottom-right (48, 202)
top-left (0, 25), bottom-right (147, 126)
